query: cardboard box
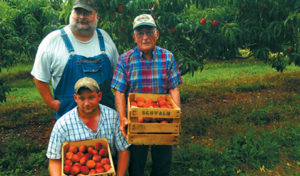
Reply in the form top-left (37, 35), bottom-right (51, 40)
top-left (127, 93), bottom-right (181, 145)
top-left (62, 138), bottom-right (116, 176)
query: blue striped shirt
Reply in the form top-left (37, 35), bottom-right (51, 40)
top-left (46, 104), bottom-right (130, 159)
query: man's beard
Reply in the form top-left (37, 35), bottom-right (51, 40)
top-left (70, 16), bottom-right (97, 37)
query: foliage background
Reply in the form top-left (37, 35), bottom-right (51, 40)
top-left (0, 0), bottom-right (300, 102)
top-left (0, 0), bottom-right (299, 175)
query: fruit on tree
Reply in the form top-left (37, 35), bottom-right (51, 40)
top-left (200, 19), bottom-right (206, 24)
top-left (212, 20), bottom-right (218, 26)
top-left (118, 6), bottom-right (124, 13)
top-left (171, 28), bottom-right (175, 34)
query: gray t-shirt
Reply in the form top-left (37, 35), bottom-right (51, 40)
top-left (31, 25), bottom-right (119, 89)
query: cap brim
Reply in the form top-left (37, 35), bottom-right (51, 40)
top-left (73, 5), bottom-right (93, 12)
top-left (133, 23), bottom-right (156, 30)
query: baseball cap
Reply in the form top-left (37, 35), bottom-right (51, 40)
top-left (133, 14), bottom-right (156, 30)
top-left (73, 0), bottom-right (97, 12)
top-left (74, 77), bottom-right (100, 94)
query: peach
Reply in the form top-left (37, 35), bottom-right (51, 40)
top-left (99, 148), bottom-right (108, 156)
top-left (96, 166), bottom-right (105, 173)
top-left (160, 105), bottom-right (168, 109)
top-left (68, 145), bottom-right (78, 153)
top-left (73, 163), bottom-right (81, 167)
top-left (146, 99), bottom-right (153, 104)
top-left (136, 97), bottom-right (145, 102)
top-left (71, 153), bottom-right (80, 163)
top-left (79, 156), bottom-right (88, 165)
top-left (84, 153), bottom-right (91, 159)
top-left (95, 142), bottom-right (103, 150)
top-left (130, 101), bottom-right (137, 107)
top-left (104, 164), bottom-right (111, 171)
top-left (137, 117), bottom-right (144, 123)
top-left (86, 160), bottom-right (96, 169)
top-left (158, 99), bottom-right (166, 106)
top-left (91, 149), bottom-right (98, 155)
top-left (96, 162), bottom-right (104, 168)
top-left (89, 169), bottom-right (96, 174)
top-left (137, 101), bottom-right (145, 107)
top-left (64, 159), bottom-right (72, 166)
top-left (80, 165), bottom-right (90, 175)
top-left (87, 146), bottom-right (94, 153)
top-left (78, 145), bottom-right (86, 153)
top-left (70, 165), bottom-right (80, 175)
top-left (93, 154), bottom-right (102, 162)
top-left (63, 164), bottom-right (71, 174)
top-left (77, 152), bottom-right (84, 158)
top-left (100, 158), bottom-right (110, 165)
top-left (65, 152), bottom-right (73, 160)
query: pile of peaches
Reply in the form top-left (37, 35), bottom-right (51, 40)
top-left (130, 96), bottom-right (174, 109)
top-left (63, 142), bottom-right (112, 175)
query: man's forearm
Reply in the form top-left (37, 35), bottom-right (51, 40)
top-left (115, 90), bottom-right (127, 119)
top-left (169, 87), bottom-right (181, 108)
top-left (117, 149), bottom-right (130, 176)
top-left (49, 159), bottom-right (61, 176)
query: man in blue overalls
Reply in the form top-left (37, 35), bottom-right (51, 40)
top-left (31, 0), bottom-right (118, 119)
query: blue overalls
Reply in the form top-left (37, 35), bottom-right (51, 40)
top-left (54, 28), bottom-right (115, 119)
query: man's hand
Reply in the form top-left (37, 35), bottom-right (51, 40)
top-left (33, 78), bottom-right (61, 112)
top-left (50, 99), bottom-right (61, 112)
top-left (120, 117), bottom-right (129, 138)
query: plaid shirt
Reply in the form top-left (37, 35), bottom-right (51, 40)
top-left (46, 104), bottom-right (130, 159)
top-left (111, 46), bottom-right (182, 93)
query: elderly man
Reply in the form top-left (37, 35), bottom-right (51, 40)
top-left (47, 77), bottom-right (130, 176)
top-left (111, 14), bottom-right (183, 176)
top-left (31, 0), bottom-right (118, 119)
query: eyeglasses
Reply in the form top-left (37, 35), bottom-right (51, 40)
top-left (135, 29), bottom-right (156, 38)
top-left (75, 8), bottom-right (93, 17)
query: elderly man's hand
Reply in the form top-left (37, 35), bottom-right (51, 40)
top-left (119, 117), bottom-right (129, 138)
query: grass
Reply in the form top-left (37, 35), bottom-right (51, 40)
top-left (182, 59), bottom-right (300, 86)
top-left (0, 63), bottom-right (43, 105)
top-left (1, 60), bottom-right (300, 176)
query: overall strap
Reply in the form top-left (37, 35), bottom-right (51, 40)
top-left (60, 28), bottom-right (75, 53)
top-left (96, 28), bottom-right (106, 53)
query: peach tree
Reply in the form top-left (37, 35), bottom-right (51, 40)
top-left (0, 0), bottom-right (63, 102)
top-left (61, 0), bottom-right (299, 74)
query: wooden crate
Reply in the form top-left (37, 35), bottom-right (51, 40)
top-left (127, 93), bottom-right (181, 145)
top-left (62, 138), bottom-right (116, 176)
